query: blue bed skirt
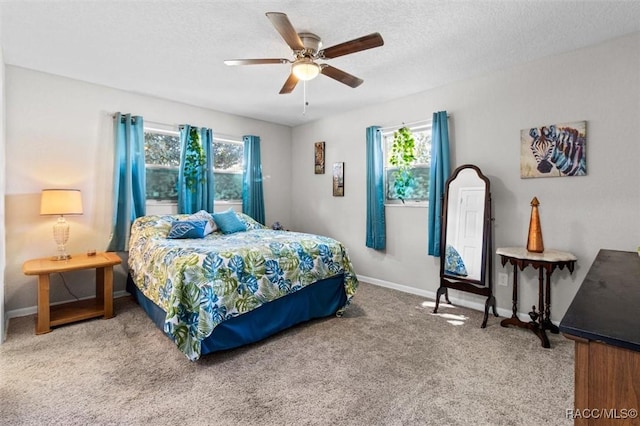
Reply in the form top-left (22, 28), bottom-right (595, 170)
top-left (126, 274), bottom-right (347, 354)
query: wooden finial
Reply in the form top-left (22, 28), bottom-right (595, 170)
top-left (527, 197), bottom-right (544, 253)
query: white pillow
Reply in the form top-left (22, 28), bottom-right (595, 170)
top-left (186, 210), bottom-right (217, 235)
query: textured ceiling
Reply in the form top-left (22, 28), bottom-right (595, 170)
top-left (2, 1), bottom-right (640, 127)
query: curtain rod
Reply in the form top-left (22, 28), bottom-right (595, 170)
top-left (111, 113), bottom-right (242, 142)
top-left (111, 114), bottom-right (178, 128)
top-left (377, 114), bottom-right (451, 132)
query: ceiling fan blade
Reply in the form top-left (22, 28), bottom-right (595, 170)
top-left (320, 65), bottom-right (363, 88)
top-left (279, 72), bottom-right (299, 94)
top-left (224, 58), bottom-right (290, 66)
top-left (321, 33), bottom-right (384, 59)
top-left (265, 12), bottom-right (304, 51)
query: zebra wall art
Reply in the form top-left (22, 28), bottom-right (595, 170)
top-left (520, 121), bottom-right (587, 178)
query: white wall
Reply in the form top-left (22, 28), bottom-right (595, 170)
top-left (0, 12), bottom-right (6, 341)
top-left (290, 33), bottom-right (640, 323)
top-left (4, 66), bottom-right (292, 314)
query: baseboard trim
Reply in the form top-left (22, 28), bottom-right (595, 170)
top-left (2, 313), bottom-right (7, 343)
top-left (5, 290), bottom-right (130, 320)
top-left (356, 274), bottom-right (550, 325)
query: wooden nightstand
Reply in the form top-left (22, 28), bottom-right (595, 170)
top-left (22, 252), bottom-right (122, 334)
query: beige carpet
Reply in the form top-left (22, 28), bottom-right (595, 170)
top-left (0, 282), bottom-right (574, 425)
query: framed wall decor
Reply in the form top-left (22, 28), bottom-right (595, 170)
top-left (314, 141), bottom-right (325, 174)
top-left (520, 120), bottom-right (587, 178)
top-left (332, 162), bottom-right (344, 196)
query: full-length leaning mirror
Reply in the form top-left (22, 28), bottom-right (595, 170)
top-left (433, 164), bottom-right (498, 328)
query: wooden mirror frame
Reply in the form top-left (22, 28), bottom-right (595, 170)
top-left (433, 164), bottom-right (498, 328)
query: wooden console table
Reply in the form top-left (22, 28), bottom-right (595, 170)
top-left (559, 249), bottom-right (640, 425)
top-left (497, 247), bottom-right (576, 348)
top-left (23, 252), bottom-right (121, 334)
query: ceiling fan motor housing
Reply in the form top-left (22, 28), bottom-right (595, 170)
top-left (297, 32), bottom-right (322, 57)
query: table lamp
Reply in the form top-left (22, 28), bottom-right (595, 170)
top-left (40, 189), bottom-right (83, 260)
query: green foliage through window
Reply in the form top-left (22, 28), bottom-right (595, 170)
top-left (384, 125), bottom-right (432, 203)
top-left (144, 129), bottom-right (243, 202)
top-left (145, 132), bottom-right (180, 166)
top-left (214, 141), bottom-right (243, 172)
top-left (388, 127), bottom-right (417, 203)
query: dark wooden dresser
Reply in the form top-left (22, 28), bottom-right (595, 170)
top-left (559, 249), bottom-right (640, 425)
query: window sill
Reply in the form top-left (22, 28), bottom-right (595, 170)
top-left (147, 200), bottom-right (177, 206)
top-left (384, 202), bottom-right (428, 208)
top-left (146, 200), bottom-right (241, 206)
top-left (145, 200), bottom-right (242, 216)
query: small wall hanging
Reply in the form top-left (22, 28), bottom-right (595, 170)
top-left (333, 162), bottom-right (344, 196)
top-left (314, 141), bottom-right (325, 174)
top-left (520, 120), bottom-right (586, 178)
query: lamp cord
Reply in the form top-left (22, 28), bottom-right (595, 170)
top-left (57, 272), bottom-right (80, 301)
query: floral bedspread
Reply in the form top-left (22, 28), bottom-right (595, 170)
top-left (128, 213), bottom-right (359, 360)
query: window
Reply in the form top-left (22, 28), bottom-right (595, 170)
top-left (145, 128), bottom-right (180, 201)
top-left (144, 128), bottom-right (244, 202)
top-left (212, 136), bottom-right (243, 201)
top-left (383, 124), bottom-right (431, 204)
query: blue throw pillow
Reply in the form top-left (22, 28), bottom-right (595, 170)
top-left (167, 220), bottom-right (208, 239)
top-left (186, 210), bottom-right (217, 235)
top-left (444, 244), bottom-right (468, 277)
top-left (212, 209), bottom-right (247, 234)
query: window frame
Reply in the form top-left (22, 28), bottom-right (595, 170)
top-left (382, 122), bottom-right (432, 207)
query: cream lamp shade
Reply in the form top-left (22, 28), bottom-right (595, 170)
top-left (40, 189), bottom-right (83, 260)
top-left (40, 189), bottom-right (84, 216)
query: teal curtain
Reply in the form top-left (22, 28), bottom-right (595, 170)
top-left (242, 135), bottom-right (265, 224)
top-left (178, 125), bottom-right (215, 214)
top-left (366, 126), bottom-right (386, 249)
top-left (427, 111), bottom-right (451, 256)
top-left (107, 113), bottom-right (146, 252)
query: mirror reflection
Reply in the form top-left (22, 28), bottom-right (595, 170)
top-left (443, 168), bottom-right (486, 282)
top-left (435, 164), bottom-right (497, 327)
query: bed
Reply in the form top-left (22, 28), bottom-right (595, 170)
top-left (126, 211), bottom-right (359, 360)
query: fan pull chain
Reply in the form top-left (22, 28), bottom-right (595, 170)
top-left (303, 80), bottom-right (308, 115)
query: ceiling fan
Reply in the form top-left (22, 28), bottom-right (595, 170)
top-left (224, 12), bottom-right (384, 94)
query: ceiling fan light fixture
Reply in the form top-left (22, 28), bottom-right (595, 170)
top-left (292, 59), bottom-right (320, 81)
top-left (227, 13), bottom-right (384, 94)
